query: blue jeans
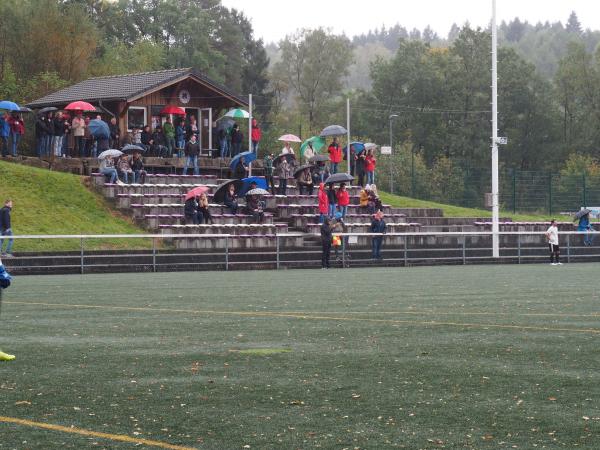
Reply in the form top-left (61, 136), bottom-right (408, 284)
top-left (220, 138), bottom-right (229, 158)
top-left (0, 136), bottom-right (8, 156)
top-left (319, 213), bottom-right (326, 224)
top-left (52, 136), bottom-right (63, 156)
top-left (120, 171), bottom-right (132, 183)
top-left (36, 137), bottom-right (46, 157)
top-left (44, 135), bottom-right (52, 156)
top-left (367, 171), bottom-right (374, 185)
top-left (372, 237), bottom-right (383, 258)
top-left (328, 203), bottom-right (337, 217)
top-left (100, 167), bottom-right (118, 183)
top-left (1, 228), bottom-right (13, 254)
top-left (177, 139), bottom-right (185, 157)
top-left (10, 132), bottom-right (20, 156)
top-left (183, 155), bottom-right (199, 175)
top-left (330, 162), bottom-right (338, 174)
top-left (252, 141), bottom-right (259, 153)
top-left (232, 142), bottom-right (241, 156)
top-left (133, 170), bottom-right (146, 184)
top-left (339, 205), bottom-right (348, 218)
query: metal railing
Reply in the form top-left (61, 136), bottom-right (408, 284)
top-left (2, 231), bottom-right (600, 274)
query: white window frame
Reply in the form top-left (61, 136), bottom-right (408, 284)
top-left (127, 106), bottom-right (147, 132)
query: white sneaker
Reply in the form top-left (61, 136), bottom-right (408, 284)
top-left (557, 262), bottom-right (563, 265)
top-left (551, 263), bottom-right (558, 266)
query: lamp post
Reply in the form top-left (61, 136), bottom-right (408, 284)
top-left (389, 114), bottom-right (398, 194)
top-left (491, 0), bottom-right (500, 258)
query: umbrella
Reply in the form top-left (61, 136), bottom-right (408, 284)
top-left (64, 101), bottom-right (96, 112)
top-left (0, 101), bottom-right (20, 111)
top-left (213, 179), bottom-right (244, 203)
top-left (308, 154), bottom-right (330, 163)
top-left (88, 119), bottom-right (110, 139)
top-left (246, 188), bottom-right (269, 196)
top-left (364, 142), bottom-right (378, 150)
top-left (161, 105), bottom-right (186, 115)
top-left (293, 164), bottom-right (314, 178)
top-left (574, 208), bottom-right (592, 220)
top-left (320, 124), bottom-right (347, 137)
top-left (229, 151), bottom-right (257, 170)
top-left (240, 176), bottom-right (268, 196)
top-left (273, 153), bottom-right (296, 166)
top-left (344, 141), bottom-right (366, 155)
top-left (325, 173), bottom-right (354, 184)
top-left (184, 186), bottom-right (209, 201)
top-left (121, 144), bottom-right (146, 154)
top-left (300, 136), bottom-right (326, 157)
top-left (18, 107), bottom-right (32, 113)
top-left (217, 117), bottom-right (235, 130)
top-left (278, 134), bottom-right (302, 143)
top-left (223, 108), bottom-right (250, 119)
top-left (98, 149), bottom-right (123, 160)
top-left (37, 106), bottom-right (58, 115)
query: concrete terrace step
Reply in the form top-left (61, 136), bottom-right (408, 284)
top-left (159, 223), bottom-right (288, 236)
top-left (290, 213), bottom-right (408, 229)
top-left (143, 213), bottom-right (274, 229)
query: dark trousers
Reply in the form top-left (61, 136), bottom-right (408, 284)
top-left (265, 174), bottom-right (275, 193)
top-left (357, 172), bottom-right (365, 187)
top-left (74, 136), bottom-right (85, 157)
top-left (278, 178), bottom-right (287, 195)
top-left (322, 242), bottom-right (331, 268)
top-left (299, 183), bottom-right (314, 195)
top-left (372, 237), bottom-right (383, 258)
top-left (198, 207), bottom-right (212, 224)
top-left (549, 244), bottom-right (560, 263)
top-left (0, 136), bottom-right (8, 156)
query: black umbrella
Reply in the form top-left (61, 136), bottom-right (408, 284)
top-left (213, 179), bottom-right (244, 203)
top-left (320, 124), bottom-right (347, 137)
top-left (325, 173), bottom-right (354, 184)
top-left (308, 154), bottom-right (329, 163)
top-left (18, 107), bottom-right (32, 113)
top-left (273, 153), bottom-right (296, 166)
top-left (574, 208), bottom-right (592, 220)
top-left (122, 144), bottom-right (146, 154)
top-left (37, 106), bottom-right (58, 115)
top-left (293, 164), bottom-right (314, 178)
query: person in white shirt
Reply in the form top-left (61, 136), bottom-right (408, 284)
top-left (281, 142), bottom-right (295, 155)
top-left (545, 219), bottom-right (561, 265)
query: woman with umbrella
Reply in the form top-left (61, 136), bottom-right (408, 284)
top-left (277, 157), bottom-right (292, 195)
top-left (224, 183), bottom-right (239, 215)
top-left (574, 209), bottom-right (594, 246)
top-left (197, 192), bottom-right (213, 224)
top-left (184, 195), bottom-right (199, 224)
top-left (130, 150), bottom-right (146, 184)
top-left (245, 188), bottom-right (268, 223)
top-left (71, 112), bottom-right (86, 157)
top-left (99, 155), bottom-right (119, 184)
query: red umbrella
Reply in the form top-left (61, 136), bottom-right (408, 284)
top-left (64, 101), bottom-right (96, 112)
top-left (161, 105), bottom-right (186, 115)
top-left (184, 186), bottom-right (209, 201)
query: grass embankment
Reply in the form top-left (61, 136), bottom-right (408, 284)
top-left (0, 160), bottom-right (145, 251)
top-left (380, 192), bottom-right (564, 222)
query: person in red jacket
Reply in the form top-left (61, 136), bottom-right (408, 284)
top-left (328, 137), bottom-right (342, 174)
top-left (8, 114), bottom-right (25, 157)
top-left (336, 183), bottom-right (350, 218)
top-left (251, 118), bottom-right (261, 153)
top-left (365, 149), bottom-right (376, 185)
top-left (318, 182), bottom-right (329, 223)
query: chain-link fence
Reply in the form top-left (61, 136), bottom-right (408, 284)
top-left (377, 154), bottom-right (600, 214)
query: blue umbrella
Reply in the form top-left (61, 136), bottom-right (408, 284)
top-left (240, 177), bottom-right (268, 196)
top-left (343, 142), bottom-right (366, 155)
top-left (0, 101), bottom-right (20, 112)
top-left (229, 151), bottom-right (257, 170)
top-left (88, 119), bottom-right (110, 139)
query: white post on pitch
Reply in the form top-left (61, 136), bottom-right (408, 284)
top-left (346, 98), bottom-right (351, 175)
top-left (248, 93), bottom-right (253, 176)
top-left (491, 0), bottom-right (500, 258)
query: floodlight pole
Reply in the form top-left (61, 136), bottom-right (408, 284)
top-left (346, 98), bottom-right (351, 175)
top-left (491, 0), bottom-right (500, 258)
top-left (248, 93), bottom-right (253, 176)
top-left (389, 114), bottom-right (398, 194)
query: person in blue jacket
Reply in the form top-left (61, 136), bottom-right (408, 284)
top-left (576, 210), bottom-right (594, 246)
top-left (0, 112), bottom-right (10, 157)
top-left (0, 257), bottom-right (14, 361)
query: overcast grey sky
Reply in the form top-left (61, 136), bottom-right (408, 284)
top-left (221, 0), bottom-right (599, 43)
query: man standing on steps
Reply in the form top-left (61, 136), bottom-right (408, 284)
top-left (545, 219), bottom-right (562, 265)
top-left (0, 199), bottom-right (13, 257)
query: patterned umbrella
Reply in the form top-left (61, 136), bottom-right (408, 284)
top-left (278, 134), bottom-right (302, 143)
top-left (223, 108), bottom-right (250, 119)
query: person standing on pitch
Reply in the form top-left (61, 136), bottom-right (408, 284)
top-left (546, 219), bottom-right (562, 265)
top-left (321, 217), bottom-right (332, 269)
top-left (0, 256), bottom-right (15, 361)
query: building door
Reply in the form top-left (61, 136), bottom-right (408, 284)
top-left (199, 108), bottom-right (213, 150)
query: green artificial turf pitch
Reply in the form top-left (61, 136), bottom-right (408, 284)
top-left (2, 264), bottom-right (600, 449)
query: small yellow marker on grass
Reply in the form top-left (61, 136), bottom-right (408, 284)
top-left (0, 350), bottom-right (15, 361)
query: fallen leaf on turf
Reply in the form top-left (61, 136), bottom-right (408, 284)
top-left (548, 397), bottom-right (557, 401)
top-left (482, 434), bottom-right (494, 440)
top-left (15, 401), bottom-right (31, 406)
top-left (351, 394), bottom-right (361, 399)
top-left (289, 400), bottom-right (304, 405)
